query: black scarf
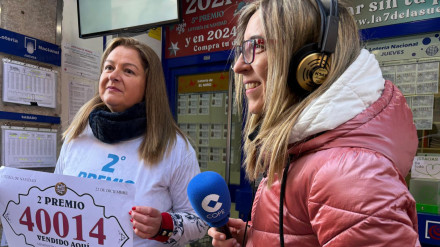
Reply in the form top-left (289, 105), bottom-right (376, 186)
top-left (248, 123), bottom-right (261, 141)
top-left (88, 101), bottom-right (146, 144)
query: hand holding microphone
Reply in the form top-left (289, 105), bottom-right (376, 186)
top-left (188, 171), bottom-right (248, 246)
top-left (187, 171), bottom-right (233, 239)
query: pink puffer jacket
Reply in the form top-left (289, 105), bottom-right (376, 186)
top-left (246, 81), bottom-right (420, 246)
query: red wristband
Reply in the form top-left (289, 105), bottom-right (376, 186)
top-left (148, 212), bottom-right (174, 242)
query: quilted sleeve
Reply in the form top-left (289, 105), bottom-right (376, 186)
top-left (307, 148), bottom-right (420, 247)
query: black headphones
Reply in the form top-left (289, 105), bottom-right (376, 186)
top-left (287, 0), bottom-right (339, 94)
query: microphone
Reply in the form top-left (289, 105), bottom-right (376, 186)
top-left (187, 171), bottom-right (233, 239)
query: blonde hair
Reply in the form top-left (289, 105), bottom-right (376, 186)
top-left (235, 0), bottom-right (361, 186)
top-left (64, 37), bottom-right (186, 165)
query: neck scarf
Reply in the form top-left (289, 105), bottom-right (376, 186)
top-left (88, 101), bottom-right (146, 144)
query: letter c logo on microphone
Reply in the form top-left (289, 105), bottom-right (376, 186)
top-left (201, 194), bottom-right (222, 213)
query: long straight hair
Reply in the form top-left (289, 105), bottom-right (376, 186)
top-left (235, 0), bottom-right (361, 186)
top-left (64, 37), bottom-right (187, 165)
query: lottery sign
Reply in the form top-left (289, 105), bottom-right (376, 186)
top-left (0, 167), bottom-right (134, 247)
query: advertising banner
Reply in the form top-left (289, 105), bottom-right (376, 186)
top-left (418, 213), bottom-right (440, 245)
top-left (0, 28), bottom-right (61, 66)
top-left (178, 71), bottom-right (229, 93)
top-left (348, 0), bottom-right (440, 29)
top-left (365, 31), bottom-right (440, 62)
top-left (165, 0), bottom-right (248, 58)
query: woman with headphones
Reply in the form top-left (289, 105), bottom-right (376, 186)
top-left (208, 0), bottom-right (420, 246)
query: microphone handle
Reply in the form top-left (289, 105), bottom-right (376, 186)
top-left (215, 225), bottom-right (233, 239)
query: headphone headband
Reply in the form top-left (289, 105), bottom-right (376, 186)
top-left (287, 0), bottom-right (340, 94)
top-left (316, 0), bottom-right (339, 54)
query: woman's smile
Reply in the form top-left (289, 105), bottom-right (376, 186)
top-left (245, 82), bottom-right (261, 90)
top-left (106, 86), bottom-right (122, 93)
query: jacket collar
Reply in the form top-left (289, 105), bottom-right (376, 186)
top-left (288, 49), bottom-right (385, 144)
top-left (287, 80), bottom-right (417, 177)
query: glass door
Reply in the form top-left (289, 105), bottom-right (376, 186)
top-left (176, 71), bottom-right (242, 186)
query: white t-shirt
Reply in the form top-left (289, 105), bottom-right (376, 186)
top-left (55, 126), bottom-right (208, 246)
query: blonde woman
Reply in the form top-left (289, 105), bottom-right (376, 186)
top-left (55, 37), bottom-right (208, 246)
top-left (209, 0), bottom-right (420, 246)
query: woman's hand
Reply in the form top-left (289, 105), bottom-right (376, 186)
top-left (208, 218), bottom-right (247, 247)
top-left (129, 206), bottom-right (162, 239)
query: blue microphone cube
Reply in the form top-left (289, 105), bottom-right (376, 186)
top-left (187, 171), bottom-right (231, 227)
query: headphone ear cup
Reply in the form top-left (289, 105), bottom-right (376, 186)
top-left (288, 43), bottom-right (331, 93)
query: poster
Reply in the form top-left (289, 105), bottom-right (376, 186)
top-left (68, 77), bottom-right (96, 123)
top-left (62, 43), bottom-right (100, 81)
top-left (2, 59), bottom-right (57, 108)
top-left (412, 155), bottom-right (440, 179)
top-left (1, 126), bottom-right (57, 168)
top-left (0, 167), bottom-right (134, 247)
top-left (164, 0), bottom-right (248, 58)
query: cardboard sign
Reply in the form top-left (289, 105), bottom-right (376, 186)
top-left (0, 167), bottom-right (135, 247)
top-left (412, 155), bottom-right (440, 179)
